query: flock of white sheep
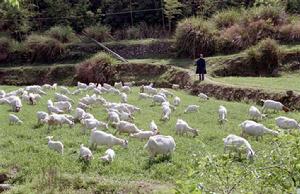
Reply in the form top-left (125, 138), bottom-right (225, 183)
top-left (0, 81), bottom-right (299, 164)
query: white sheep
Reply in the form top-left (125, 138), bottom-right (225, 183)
top-left (107, 111), bottom-right (120, 124)
top-left (159, 89), bottom-right (174, 97)
top-left (173, 96), bottom-right (181, 106)
top-left (261, 99), bottom-right (290, 113)
top-left (121, 86), bottom-right (131, 93)
top-left (103, 83), bottom-right (113, 90)
top-left (79, 144), bottom-right (93, 161)
top-left (161, 104), bottom-right (171, 121)
top-left (37, 111), bottom-right (49, 125)
top-left (46, 113), bottom-right (74, 130)
top-left (139, 93), bottom-right (152, 100)
top-left (184, 105), bottom-right (199, 113)
top-left (74, 108), bottom-right (86, 122)
top-left (81, 118), bottom-right (108, 134)
top-left (72, 89), bottom-right (82, 95)
top-left (150, 120), bottom-right (158, 132)
top-left (152, 95), bottom-right (167, 105)
top-left (54, 101), bottom-right (72, 113)
top-left (9, 114), bottom-right (23, 125)
top-left (198, 93), bottom-right (209, 100)
top-left (100, 149), bottom-right (116, 163)
top-left (140, 85), bottom-right (157, 95)
top-left (90, 129), bottom-right (128, 149)
top-left (172, 84), bottom-right (180, 90)
top-left (77, 102), bottom-right (90, 111)
top-left (223, 134), bottom-right (255, 160)
top-left (120, 92), bottom-right (128, 103)
top-left (10, 96), bottom-right (22, 112)
top-left (46, 136), bottom-right (64, 154)
top-left (218, 105), bottom-right (228, 124)
top-left (77, 82), bottom-right (88, 89)
top-left (249, 106), bottom-right (266, 121)
top-left (144, 135), bottom-right (176, 158)
top-left (240, 120), bottom-right (279, 140)
top-left (114, 82), bottom-right (122, 89)
top-left (47, 100), bottom-right (64, 114)
top-left (175, 119), bottom-right (199, 137)
top-left (275, 116), bottom-right (300, 131)
top-left (114, 121), bottom-right (141, 134)
top-left (59, 86), bottom-right (71, 95)
top-left (124, 81), bottom-right (135, 87)
top-left (130, 130), bottom-right (158, 140)
top-left (54, 93), bottom-right (74, 103)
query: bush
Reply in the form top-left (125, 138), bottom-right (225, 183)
top-left (25, 34), bottom-right (65, 63)
top-left (213, 9), bottom-right (242, 29)
top-left (174, 17), bottom-right (217, 57)
top-left (76, 52), bottom-right (117, 84)
top-left (46, 26), bottom-right (76, 43)
top-left (0, 37), bottom-right (14, 60)
top-left (83, 25), bottom-right (112, 42)
top-left (278, 22), bottom-right (300, 43)
top-left (245, 38), bottom-right (281, 76)
top-left (287, 0), bottom-right (300, 13)
top-left (246, 5), bottom-right (287, 25)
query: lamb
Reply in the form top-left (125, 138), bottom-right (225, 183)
top-left (139, 93), bottom-right (152, 100)
top-left (81, 118), bottom-right (109, 134)
top-left (46, 136), bottom-right (64, 154)
top-left (10, 96), bottom-right (22, 112)
top-left (54, 101), bottom-right (72, 113)
top-left (46, 113), bottom-right (74, 130)
top-left (184, 105), bottom-right (199, 113)
top-left (140, 85), bottom-right (157, 95)
top-left (9, 114), bottom-right (23, 125)
top-left (261, 99), bottom-right (290, 113)
top-left (79, 144), bottom-right (93, 161)
top-left (173, 96), bottom-right (181, 106)
top-left (90, 129), bottom-right (128, 149)
top-left (198, 93), bottom-right (209, 100)
top-left (275, 116), bottom-right (300, 131)
top-left (152, 95), bottom-right (167, 105)
top-left (120, 92), bottom-right (128, 103)
top-left (114, 82), bottom-right (122, 89)
top-left (218, 105), bottom-right (228, 124)
top-left (175, 119), bottom-right (199, 137)
top-left (130, 130), bottom-right (158, 140)
top-left (100, 149), bottom-right (116, 163)
top-left (28, 93), bottom-right (42, 105)
top-left (103, 83), bottom-right (113, 90)
top-left (144, 135), bottom-right (176, 158)
top-left (223, 134), bottom-right (255, 160)
top-left (77, 102), bottom-right (90, 111)
top-left (36, 111), bottom-right (49, 125)
top-left (108, 87), bottom-right (121, 95)
top-left (249, 106), bottom-right (266, 121)
top-left (114, 121), bottom-right (141, 134)
top-left (74, 108), bottom-right (86, 122)
top-left (107, 111), bottom-right (120, 124)
top-left (124, 81), bottom-right (135, 87)
top-left (240, 120), bottom-right (279, 140)
top-left (59, 86), bottom-right (71, 95)
top-left (121, 86), bottom-right (131, 93)
top-left (172, 84), bottom-right (180, 90)
top-left (87, 83), bottom-right (97, 90)
top-left (150, 120), bottom-right (158, 132)
top-left (161, 104), bottom-right (171, 121)
top-left (77, 82), bottom-right (88, 89)
top-left (42, 83), bottom-right (57, 90)
top-left (47, 100), bottom-right (64, 114)
top-left (25, 85), bottom-right (46, 95)
top-left (54, 93), bottom-right (74, 103)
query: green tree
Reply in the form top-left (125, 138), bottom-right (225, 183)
top-left (163, 0), bottom-right (182, 33)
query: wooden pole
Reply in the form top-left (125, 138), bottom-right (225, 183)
top-left (81, 32), bottom-right (128, 63)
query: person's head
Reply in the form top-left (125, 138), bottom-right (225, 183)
top-left (200, 54), bottom-right (204, 58)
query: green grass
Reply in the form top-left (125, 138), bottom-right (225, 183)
top-left (0, 86), bottom-right (300, 193)
top-left (127, 58), bottom-right (194, 68)
top-left (212, 72), bottom-right (300, 93)
top-left (104, 38), bottom-right (174, 46)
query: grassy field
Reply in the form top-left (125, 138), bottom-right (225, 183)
top-left (0, 86), bottom-right (300, 193)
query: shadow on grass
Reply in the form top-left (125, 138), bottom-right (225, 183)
top-left (143, 155), bottom-right (172, 170)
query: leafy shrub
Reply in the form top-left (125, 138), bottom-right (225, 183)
top-left (213, 9), bottom-right (242, 29)
top-left (278, 22), bottom-right (300, 43)
top-left (174, 17), bottom-right (217, 57)
top-left (76, 52), bottom-right (117, 84)
top-left (25, 34), bottom-right (65, 63)
top-left (46, 25), bottom-right (76, 43)
top-left (83, 25), bottom-right (112, 42)
top-left (0, 37), bottom-right (14, 60)
top-left (245, 38), bottom-right (281, 76)
top-left (287, 0), bottom-right (300, 13)
top-left (246, 5), bottom-right (287, 25)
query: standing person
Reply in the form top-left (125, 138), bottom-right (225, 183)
top-left (195, 54), bottom-right (206, 81)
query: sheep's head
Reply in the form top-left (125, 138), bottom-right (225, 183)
top-left (193, 129), bottom-right (199, 137)
top-left (122, 140), bottom-right (128, 148)
top-left (15, 107), bottom-right (21, 112)
top-left (247, 150), bottom-right (255, 161)
top-left (46, 136), bottom-right (53, 141)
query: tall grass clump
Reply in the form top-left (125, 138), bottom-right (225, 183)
top-left (246, 5), bottom-right (287, 25)
top-left (245, 38), bottom-right (281, 76)
top-left (46, 25), bottom-right (76, 43)
top-left (83, 25), bottom-right (113, 42)
top-left (25, 34), bottom-right (65, 63)
top-left (76, 52), bottom-right (117, 84)
top-left (278, 22), bottom-right (300, 43)
top-left (174, 17), bottom-right (217, 57)
top-left (213, 9), bottom-right (242, 29)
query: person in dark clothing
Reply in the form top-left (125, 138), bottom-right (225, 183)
top-left (195, 54), bottom-right (206, 81)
